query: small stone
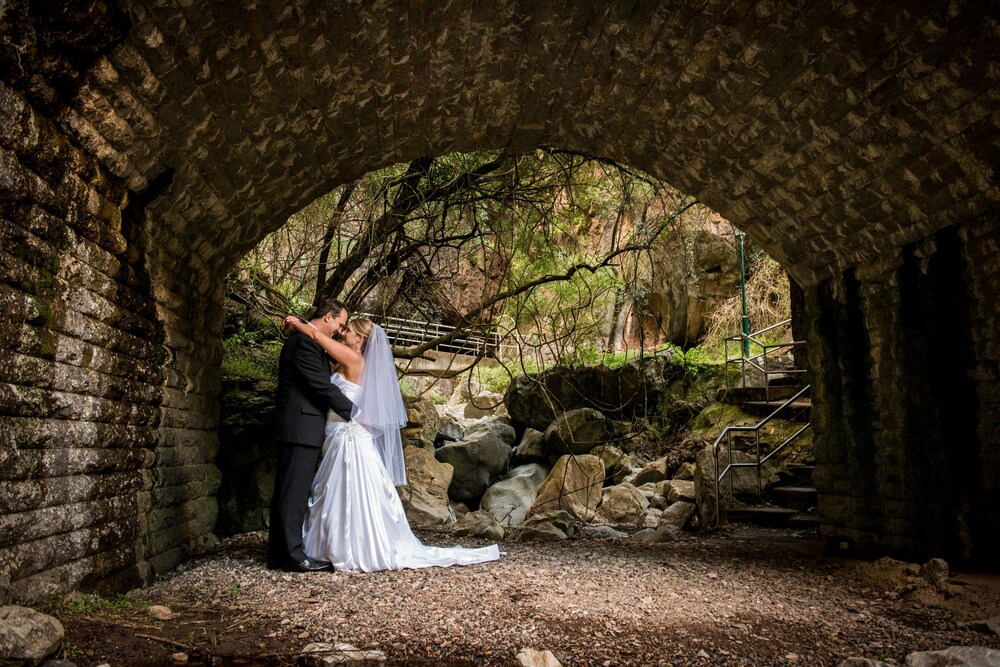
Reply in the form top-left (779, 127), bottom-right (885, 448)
top-left (148, 604), bottom-right (172, 620)
top-left (516, 647), bottom-right (563, 667)
top-left (171, 652), bottom-right (189, 663)
top-left (697, 649), bottom-right (710, 659)
top-left (785, 653), bottom-right (799, 661)
top-left (298, 631), bottom-right (310, 639)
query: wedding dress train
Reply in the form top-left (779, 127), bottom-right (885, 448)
top-left (302, 373), bottom-right (500, 572)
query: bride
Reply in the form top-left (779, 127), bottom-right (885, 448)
top-left (283, 315), bottom-right (500, 572)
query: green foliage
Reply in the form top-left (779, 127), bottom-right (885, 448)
top-left (399, 378), bottom-right (417, 397)
top-left (703, 241), bottom-right (792, 348)
top-left (470, 363), bottom-right (517, 395)
top-left (60, 593), bottom-right (134, 617)
top-left (221, 337), bottom-right (282, 382)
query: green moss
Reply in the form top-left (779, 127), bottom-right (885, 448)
top-left (35, 328), bottom-right (57, 359)
top-left (689, 403), bottom-right (751, 436)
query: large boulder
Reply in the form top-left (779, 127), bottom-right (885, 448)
top-left (658, 500), bottom-right (696, 532)
top-left (398, 447), bottom-right (455, 526)
top-left (544, 408), bottom-right (613, 456)
top-left (404, 395), bottom-right (441, 446)
top-left (665, 479), bottom-right (696, 503)
top-left (0, 606), bottom-right (64, 666)
top-left (593, 483), bottom-right (649, 527)
top-left (511, 428), bottom-right (547, 465)
top-left (452, 510), bottom-right (504, 541)
top-left (480, 463), bottom-right (551, 526)
top-left (435, 429), bottom-right (513, 501)
top-left (514, 510), bottom-right (577, 542)
top-left (505, 367), bottom-right (589, 431)
top-left (466, 416), bottom-right (517, 445)
top-left (631, 456), bottom-right (672, 486)
top-left (434, 415), bottom-right (466, 445)
top-left (464, 392), bottom-right (507, 419)
top-left (589, 444), bottom-right (634, 485)
top-left (504, 359), bottom-right (682, 430)
top-left (527, 455), bottom-right (605, 522)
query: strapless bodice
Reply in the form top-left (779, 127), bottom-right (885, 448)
top-left (330, 372), bottom-right (361, 401)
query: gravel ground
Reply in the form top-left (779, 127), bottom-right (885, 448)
top-left (57, 527), bottom-right (1000, 666)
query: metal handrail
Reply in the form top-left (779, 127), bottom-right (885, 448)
top-left (711, 384), bottom-right (811, 527)
top-left (363, 314), bottom-right (501, 357)
top-left (725, 319), bottom-right (807, 400)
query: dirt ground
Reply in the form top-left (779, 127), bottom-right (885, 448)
top-left (44, 527), bottom-right (1000, 667)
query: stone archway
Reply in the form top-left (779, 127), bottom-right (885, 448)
top-left (1, 1), bottom-right (997, 599)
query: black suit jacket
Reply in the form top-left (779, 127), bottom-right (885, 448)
top-left (273, 331), bottom-right (355, 446)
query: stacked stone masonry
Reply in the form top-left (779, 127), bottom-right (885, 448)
top-left (809, 215), bottom-right (999, 561)
top-left (1, 0), bottom-right (998, 599)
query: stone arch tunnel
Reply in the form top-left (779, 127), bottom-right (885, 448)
top-left (0, 1), bottom-right (997, 600)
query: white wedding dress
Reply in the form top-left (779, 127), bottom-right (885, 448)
top-left (302, 373), bottom-right (500, 572)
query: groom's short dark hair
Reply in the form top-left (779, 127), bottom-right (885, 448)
top-left (314, 298), bottom-right (348, 320)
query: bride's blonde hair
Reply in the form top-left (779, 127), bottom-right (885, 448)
top-left (347, 317), bottom-right (373, 354)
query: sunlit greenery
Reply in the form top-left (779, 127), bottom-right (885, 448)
top-left (224, 148), bottom-right (789, 393)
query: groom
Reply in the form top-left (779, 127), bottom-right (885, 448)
top-left (269, 298), bottom-right (354, 572)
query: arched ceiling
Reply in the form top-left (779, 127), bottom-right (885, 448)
top-left (19, 0), bottom-right (1000, 285)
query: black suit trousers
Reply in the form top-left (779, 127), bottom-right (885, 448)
top-left (268, 442), bottom-right (321, 567)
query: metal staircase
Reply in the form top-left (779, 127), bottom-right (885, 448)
top-left (709, 321), bottom-right (815, 528)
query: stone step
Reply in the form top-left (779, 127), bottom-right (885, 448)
top-left (786, 513), bottom-right (821, 529)
top-left (768, 374), bottom-right (805, 387)
top-left (769, 485), bottom-right (818, 511)
top-left (725, 506), bottom-right (798, 526)
top-left (783, 464), bottom-right (815, 487)
top-left (725, 506), bottom-right (821, 529)
top-left (741, 399), bottom-right (811, 421)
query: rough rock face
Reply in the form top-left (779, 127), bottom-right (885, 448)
top-left (589, 444), bottom-right (633, 485)
top-left (0, 605), bottom-right (64, 665)
top-left (451, 510), bottom-right (504, 541)
top-left (463, 392), bottom-right (506, 419)
top-left (544, 408), bottom-right (614, 456)
top-left (404, 396), bottom-right (441, 446)
top-left (435, 429), bottom-right (513, 502)
top-left (527, 455), bottom-right (605, 523)
top-left (504, 358), bottom-right (683, 431)
top-left (511, 428), bottom-right (547, 466)
top-left (593, 483), bottom-right (649, 527)
top-left (480, 463), bottom-right (550, 526)
top-left (397, 446), bottom-right (455, 526)
top-left (624, 220), bottom-right (741, 348)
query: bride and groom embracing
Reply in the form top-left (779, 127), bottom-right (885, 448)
top-left (268, 298), bottom-right (500, 573)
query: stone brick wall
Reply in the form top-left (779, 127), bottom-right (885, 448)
top-left (0, 81), bottom-right (220, 601)
top-left (808, 218), bottom-right (999, 561)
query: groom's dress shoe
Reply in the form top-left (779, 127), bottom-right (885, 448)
top-left (288, 557), bottom-right (332, 573)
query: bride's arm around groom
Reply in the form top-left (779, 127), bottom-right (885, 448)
top-left (268, 298), bottom-right (353, 573)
